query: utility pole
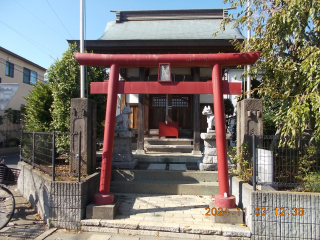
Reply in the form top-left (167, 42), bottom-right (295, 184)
top-left (246, 0), bottom-right (251, 99)
top-left (80, 0), bottom-right (85, 98)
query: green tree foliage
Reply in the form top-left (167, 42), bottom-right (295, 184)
top-left (23, 44), bottom-right (108, 154)
top-left (46, 44), bottom-right (108, 138)
top-left (24, 81), bottom-right (53, 132)
top-left (219, 0), bottom-right (320, 141)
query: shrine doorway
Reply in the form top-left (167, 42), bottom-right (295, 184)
top-left (149, 94), bottom-right (193, 138)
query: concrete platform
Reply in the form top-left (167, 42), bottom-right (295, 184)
top-left (81, 193), bottom-right (251, 239)
top-left (133, 153), bottom-right (202, 163)
top-left (145, 138), bottom-right (193, 145)
top-left (169, 164), bottom-right (187, 171)
top-left (144, 144), bottom-right (194, 153)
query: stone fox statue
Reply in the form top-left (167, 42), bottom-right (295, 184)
top-left (115, 105), bottom-right (132, 131)
top-left (202, 106), bottom-right (215, 133)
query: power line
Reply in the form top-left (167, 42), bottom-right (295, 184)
top-left (46, 0), bottom-right (74, 39)
top-left (0, 20), bottom-right (57, 60)
top-left (13, 0), bottom-right (67, 41)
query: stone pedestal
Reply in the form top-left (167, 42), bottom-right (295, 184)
top-left (198, 133), bottom-right (235, 171)
top-left (70, 98), bottom-right (96, 175)
top-left (209, 201), bottom-right (243, 224)
top-left (112, 130), bottom-right (138, 169)
top-left (86, 199), bottom-right (119, 219)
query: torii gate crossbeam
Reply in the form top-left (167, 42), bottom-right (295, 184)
top-left (74, 52), bottom-right (260, 208)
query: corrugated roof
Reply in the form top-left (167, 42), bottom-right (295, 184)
top-left (99, 19), bottom-right (244, 41)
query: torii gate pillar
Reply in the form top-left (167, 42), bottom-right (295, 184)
top-left (94, 64), bottom-right (119, 205)
top-left (212, 64), bottom-right (236, 208)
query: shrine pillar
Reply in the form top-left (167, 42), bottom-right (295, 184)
top-left (212, 63), bottom-right (236, 208)
top-left (94, 63), bottom-right (119, 205)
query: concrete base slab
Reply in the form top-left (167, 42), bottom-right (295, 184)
top-left (135, 149), bottom-right (146, 155)
top-left (147, 164), bottom-right (166, 170)
top-left (191, 150), bottom-right (202, 156)
top-left (209, 202), bottom-right (243, 224)
top-left (198, 161), bottom-right (218, 171)
top-left (169, 164), bottom-right (187, 171)
top-left (86, 199), bottom-right (119, 219)
top-left (112, 159), bottom-right (138, 169)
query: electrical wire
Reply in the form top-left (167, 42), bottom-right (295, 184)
top-left (0, 20), bottom-right (57, 60)
top-left (45, 0), bottom-right (74, 39)
top-left (0, 58), bottom-right (45, 82)
top-left (13, 0), bottom-right (67, 41)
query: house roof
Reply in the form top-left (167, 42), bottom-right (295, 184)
top-left (0, 46), bottom-right (46, 71)
top-left (99, 9), bottom-right (244, 41)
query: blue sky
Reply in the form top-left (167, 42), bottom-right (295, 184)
top-left (0, 0), bottom-right (237, 70)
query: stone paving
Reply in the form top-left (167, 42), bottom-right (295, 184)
top-left (81, 194), bottom-right (251, 239)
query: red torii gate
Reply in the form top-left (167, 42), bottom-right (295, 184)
top-left (74, 52), bottom-right (260, 208)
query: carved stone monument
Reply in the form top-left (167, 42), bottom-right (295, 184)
top-left (112, 105), bottom-right (138, 169)
top-left (70, 98), bottom-right (96, 175)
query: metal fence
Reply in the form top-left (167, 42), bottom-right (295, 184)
top-left (0, 130), bottom-right (20, 148)
top-left (252, 135), bottom-right (320, 192)
top-left (20, 131), bottom-right (83, 181)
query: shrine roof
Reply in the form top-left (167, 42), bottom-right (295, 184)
top-left (98, 9), bottom-right (244, 41)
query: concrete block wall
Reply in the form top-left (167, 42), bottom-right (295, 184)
top-left (231, 175), bottom-right (320, 239)
top-left (18, 161), bottom-right (100, 230)
top-left (230, 176), bottom-right (254, 229)
top-left (251, 191), bottom-right (320, 240)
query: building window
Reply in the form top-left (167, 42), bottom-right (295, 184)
top-left (23, 68), bottom-right (37, 84)
top-left (12, 110), bottom-right (20, 124)
top-left (5, 62), bottom-right (14, 77)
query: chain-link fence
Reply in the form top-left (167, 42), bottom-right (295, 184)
top-left (21, 131), bottom-right (84, 181)
top-left (252, 135), bottom-right (320, 192)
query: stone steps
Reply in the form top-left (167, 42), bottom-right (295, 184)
top-left (145, 144), bottom-right (194, 153)
top-left (81, 194), bottom-right (251, 239)
top-left (144, 138), bottom-right (194, 153)
top-left (110, 180), bottom-right (219, 195)
top-left (111, 169), bottom-right (219, 195)
top-left (81, 220), bottom-right (251, 239)
top-left (112, 169), bottom-right (218, 182)
top-left (145, 138), bottom-right (193, 145)
top-left (133, 153), bottom-right (202, 163)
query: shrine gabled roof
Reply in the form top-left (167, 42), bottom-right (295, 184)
top-left (98, 9), bottom-right (244, 41)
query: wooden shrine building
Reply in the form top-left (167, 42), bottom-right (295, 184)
top-left (68, 8), bottom-right (245, 154)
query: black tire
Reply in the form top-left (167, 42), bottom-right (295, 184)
top-left (0, 186), bottom-right (15, 230)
